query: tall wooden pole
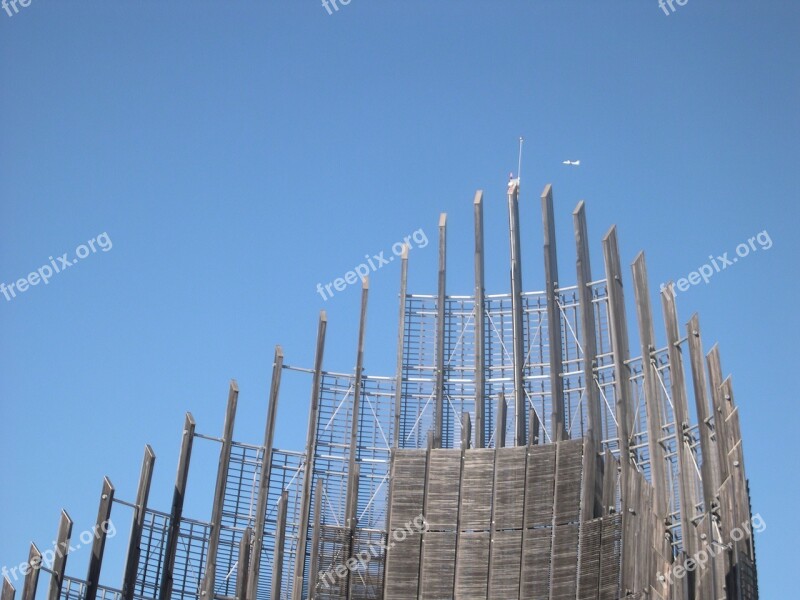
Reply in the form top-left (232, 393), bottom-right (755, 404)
top-left (292, 312), bottom-right (328, 600)
top-left (474, 190), bottom-right (486, 448)
top-left (247, 345), bottom-right (284, 599)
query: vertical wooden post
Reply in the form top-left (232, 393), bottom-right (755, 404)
top-left (344, 463), bottom-right (362, 598)
top-left (661, 285), bottom-right (699, 562)
top-left (529, 409), bottom-right (540, 446)
top-left (602, 226), bottom-right (637, 594)
top-left (631, 253), bottom-right (669, 520)
top-left (271, 492), bottom-right (289, 600)
top-left (307, 479), bottom-right (325, 600)
top-left (573, 201), bottom-right (603, 521)
top-left (434, 213), bottom-right (447, 448)
top-left (542, 184), bottom-right (567, 442)
top-left (474, 191), bottom-right (486, 448)
top-left (344, 279), bottom-right (369, 597)
top-left (292, 312), bottom-right (328, 600)
top-left (461, 412), bottom-right (472, 451)
top-left (2, 577), bottom-right (15, 600)
top-left (21, 544), bottom-right (42, 600)
top-left (159, 413), bottom-right (196, 600)
top-left (201, 381), bottom-right (240, 600)
top-left (85, 477), bottom-right (115, 600)
top-left (246, 346), bottom-right (284, 600)
top-left (507, 179), bottom-right (527, 446)
top-left (685, 314), bottom-right (722, 599)
top-left (601, 226), bottom-right (634, 489)
top-left (47, 511), bottom-right (73, 600)
top-left (394, 245), bottom-right (409, 449)
top-left (122, 446), bottom-right (156, 600)
top-left (236, 528), bottom-right (252, 600)
top-left (495, 393), bottom-right (508, 449)
top-left (706, 346), bottom-right (731, 490)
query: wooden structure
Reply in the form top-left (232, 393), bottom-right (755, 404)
top-left (5, 179), bottom-right (759, 599)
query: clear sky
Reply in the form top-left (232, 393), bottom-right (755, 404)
top-left (1, 1), bottom-right (798, 596)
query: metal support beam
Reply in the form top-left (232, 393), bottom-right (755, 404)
top-left (201, 380), bottom-right (240, 599)
top-left (573, 201), bottom-right (603, 521)
top-left (393, 245), bottom-right (409, 449)
top-left (542, 184), bottom-right (567, 442)
top-left (292, 312), bottom-right (328, 600)
top-left (271, 492), bottom-right (289, 600)
top-left (122, 446), bottom-right (155, 600)
top-left (236, 528), bottom-right (252, 600)
top-left (631, 252), bottom-right (669, 520)
top-left (307, 479), bottom-right (325, 600)
top-left (21, 544), bottom-right (42, 600)
top-left (434, 213), bottom-right (447, 449)
top-left (661, 285), bottom-right (699, 561)
top-left (507, 180), bottom-right (527, 446)
top-left (85, 477), bottom-right (115, 600)
top-left (474, 190), bottom-right (486, 448)
top-left (47, 511), bottom-right (73, 600)
top-left (159, 413), bottom-right (196, 600)
top-left (246, 346), bottom-right (284, 600)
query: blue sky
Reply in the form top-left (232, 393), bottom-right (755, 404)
top-left (1, 1), bottom-right (798, 596)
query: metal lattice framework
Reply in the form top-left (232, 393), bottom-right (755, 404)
top-left (4, 180), bottom-right (758, 600)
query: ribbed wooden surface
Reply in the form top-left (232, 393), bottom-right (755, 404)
top-left (425, 449), bottom-right (461, 530)
top-left (389, 449), bottom-right (427, 529)
top-left (520, 526), bottom-right (553, 598)
top-left (554, 439), bottom-right (584, 524)
top-left (419, 531), bottom-right (457, 599)
top-left (598, 514), bottom-right (622, 600)
top-left (551, 522), bottom-right (580, 599)
top-left (459, 448), bottom-right (494, 530)
top-left (525, 443), bottom-right (556, 527)
top-left (493, 447), bottom-right (527, 530)
top-left (488, 529), bottom-right (523, 598)
top-left (383, 531), bottom-right (422, 600)
top-left (454, 531), bottom-right (490, 599)
top-left (577, 518), bottom-right (603, 600)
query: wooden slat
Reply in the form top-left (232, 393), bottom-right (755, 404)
top-left (459, 449), bottom-right (494, 530)
top-left (455, 531), bottom-right (490, 599)
top-left (488, 530), bottom-right (523, 598)
top-left (384, 532), bottom-right (422, 599)
top-left (419, 532), bottom-right (457, 599)
top-left (424, 449), bottom-right (461, 530)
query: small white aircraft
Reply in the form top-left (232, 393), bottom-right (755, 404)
top-left (562, 160), bottom-right (581, 166)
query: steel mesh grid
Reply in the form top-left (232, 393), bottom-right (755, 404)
top-left (171, 518), bottom-right (210, 600)
top-left (134, 508), bottom-right (170, 599)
